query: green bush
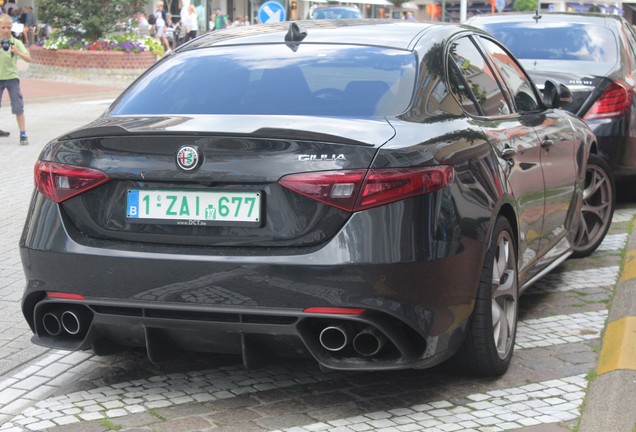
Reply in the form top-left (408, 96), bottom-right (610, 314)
top-left (513, 0), bottom-right (537, 11)
top-left (36, 0), bottom-right (136, 40)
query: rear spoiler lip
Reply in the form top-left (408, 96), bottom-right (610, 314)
top-left (60, 115), bottom-right (397, 148)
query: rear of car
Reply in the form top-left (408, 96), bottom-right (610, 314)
top-left (308, 6), bottom-right (362, 19)
top-left (21, 24), bottom-right (479, 370)
top-left (467, 13), bottom-right (636, 179)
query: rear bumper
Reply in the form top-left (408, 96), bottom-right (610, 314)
top-left (30, 298), bottom-right (438, 370)
top-left (20, 192), bottom-right (489, 370)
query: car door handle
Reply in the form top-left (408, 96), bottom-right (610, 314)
top-left (500, 147), bottom-right (516, 160)
top-left (541, 138), bottom-right (554, 149)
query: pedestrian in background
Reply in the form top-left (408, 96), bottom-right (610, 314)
top-left (0, 13), bottom-right (31, 145)
top-left (184, 4), bottom-right (198, 41)
top-left (154, 1), bottom-right (172, 54)
top-left (134, 11), bottom-right (150, 38)
top-left (23, 7), bottom-right (36, 47)
top-left (211, 6), bottom-right (228, 30)
top-left (4, 1), bottom-right (16, 18)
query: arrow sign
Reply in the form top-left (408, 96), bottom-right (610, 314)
top-left (258, 1), bottom-right (286, 23)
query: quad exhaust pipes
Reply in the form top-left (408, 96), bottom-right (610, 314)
top-left (39, 306), bottom-right (91, 338)
top-left (319, 325), bottom-right (351, 351)
top-left (61, 310), bottom-right (82, 335)
top-left (42, 312), bottom-right (62, 336)
top-left (353, 327), bottom-right (387, 357)
top-left (318, 324), bottom-right (387, 357)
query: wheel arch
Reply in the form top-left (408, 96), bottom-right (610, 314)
top-left (494, 202), bottom-right (518, 252)
top-left (589, 141), bottom-right (599, 155)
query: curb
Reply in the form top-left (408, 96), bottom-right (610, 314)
top-left (579, 218), bottom-right (636, 432)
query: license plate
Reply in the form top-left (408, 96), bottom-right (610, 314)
top-left (126, 189), bottom-right (261, 226)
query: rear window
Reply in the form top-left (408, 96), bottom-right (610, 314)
top-left (479, 22), bottom-right (619, 63)
top-left (111, 44), bottom-right (417, 117)
top-left (310, 7), bottom-right (362, 19)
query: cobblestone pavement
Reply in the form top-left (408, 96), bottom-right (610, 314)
top-left (0, 93), bottom-right (634, 432)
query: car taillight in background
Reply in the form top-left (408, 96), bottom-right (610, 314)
top-left (279, 166), bottom-right (454, 212)
top-left (584, 81), bottom-right (632, 120)
top-left (35, 161), bottom-right (111, 203)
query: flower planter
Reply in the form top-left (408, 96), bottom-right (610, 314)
top-left (26, 45), bottom-right (159, 88)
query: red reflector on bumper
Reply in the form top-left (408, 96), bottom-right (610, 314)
top-left (46, 292), bottom-right (86, 300)
top-left (304, 307), bottom-right (366, 315)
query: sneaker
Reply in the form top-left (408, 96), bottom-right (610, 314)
top-left (0, 129), bottom-right (9, 137)
top-left (19, 135), bottom-right (28, 146)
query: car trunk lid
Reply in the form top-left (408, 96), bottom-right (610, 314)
top-left (48, 115), bottom-right (395, 248)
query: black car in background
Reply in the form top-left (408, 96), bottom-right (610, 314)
top-left (308, 5), bottom-right (362, 19)
top-left (467, 13), bottom-right (635, 175)
top-left (468, 12), bottom-right (622, 256)
top-left (21, 20), bottom-right (600, 376)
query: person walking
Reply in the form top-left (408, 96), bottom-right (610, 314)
top-left (184, 4), bottom-right (198, 42)
top-left (23, 7), bottom-right (36, 47)
top-left (211, 6), bottom-right (228, 30)
top-left (154, 1), bottom-right (171, 54)
top-left (4, 1), bottom-right (16, 17)
top-left (0, 13), bottom-right (30, 145)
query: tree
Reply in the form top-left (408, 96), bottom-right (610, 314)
top-left (37, 0), bottom-right (136, 40)
top-left (513, 0), bottom-right (537, 11)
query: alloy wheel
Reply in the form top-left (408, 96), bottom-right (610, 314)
top-left (491, 230), bottom-right (518, 359)
top-left (574, 157), bottom-right (614, 257)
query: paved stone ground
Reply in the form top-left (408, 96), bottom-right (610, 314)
top-left (0, 88), bottom-right (634, 432)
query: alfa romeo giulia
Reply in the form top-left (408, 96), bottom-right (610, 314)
top-left (20, 20), bottom-right (606, 376)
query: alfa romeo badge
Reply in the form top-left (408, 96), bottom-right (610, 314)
top-left (176, 146), bottom-right (200, 171)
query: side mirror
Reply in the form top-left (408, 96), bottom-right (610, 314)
top-left (542, 80), bottom-right (573, 108)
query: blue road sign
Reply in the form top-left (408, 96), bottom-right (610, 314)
top-left (258, 1), bottom-right (286, 23)
top-left (495, 0), bottom-right (506, 11)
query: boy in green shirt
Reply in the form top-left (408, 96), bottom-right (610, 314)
top-left (0, 14), bottom-right (31, 145)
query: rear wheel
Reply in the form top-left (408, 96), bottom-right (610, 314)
top-left (572, 154), bottom-right (615, 258)
top-left (454, 216), bottom-right (518, 376)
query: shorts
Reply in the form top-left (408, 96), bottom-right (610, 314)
top-left (155, 25), bottom-right (166, 37)
top-left (0, 79), bottom-right (24, 115)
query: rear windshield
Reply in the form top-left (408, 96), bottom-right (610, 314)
top-left (111, 44), bottom-right (417, 117)
top-left (311, 7), bottom-right (362, 19)
top-left (479, 22), bottom-right (619, 63)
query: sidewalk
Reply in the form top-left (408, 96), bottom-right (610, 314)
top-left (2, 78), bottom-right (122, 103)
top-left (579, 217), bottom-right (636, 431)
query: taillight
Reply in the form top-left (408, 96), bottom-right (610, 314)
top-left (279, 166), bottom-right (454, 212)
top-left (584, 81), bottom-right (632, 120)
top-left (35, 161), bottom-right (110, 203)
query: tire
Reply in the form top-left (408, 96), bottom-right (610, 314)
top-left (572, 154), bottom-right (615, 258)
top-left (454, 216), bottom-right (518, 376)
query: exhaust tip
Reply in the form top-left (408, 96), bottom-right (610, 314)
top-left (42, 312), bottom-right (62, 336)
top-left (319, 325), bottom-right (350, 352)
top-left (353, 327), bottom-right (387, 357)
top-left (61, 311), bottom-right (82, 335)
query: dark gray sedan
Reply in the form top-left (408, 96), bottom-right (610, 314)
top-left (21, 20), bottom-right (600, 376)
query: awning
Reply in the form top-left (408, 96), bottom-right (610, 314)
top-left (400, 1), bottom-right (418, 9)
top-left (344, 0), bottom-right (394, 5)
